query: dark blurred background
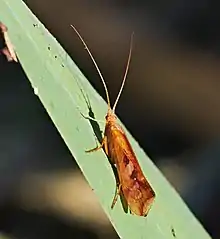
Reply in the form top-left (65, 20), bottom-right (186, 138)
top-left (0, 0), bottom-right (220, 238)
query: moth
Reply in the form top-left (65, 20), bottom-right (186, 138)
top-left (71, 25), bottom-right (155, 216)
top-left (0, 22), bottom-right (18, 62)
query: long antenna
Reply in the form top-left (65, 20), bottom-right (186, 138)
top-left (112, 32), bottom-right (134, 113)
top-left (70, 25), bottom-right (111, 108)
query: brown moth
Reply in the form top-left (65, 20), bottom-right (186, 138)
top-left (71, 25), bottom-right (155, 216)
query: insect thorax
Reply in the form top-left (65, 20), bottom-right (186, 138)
top-left (105, 108), bottom-right (117, 123)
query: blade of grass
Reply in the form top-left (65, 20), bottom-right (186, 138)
top-left (0, 234), bottom-right (11, 239)
top-left (0, 0), bottom-right (212, 238)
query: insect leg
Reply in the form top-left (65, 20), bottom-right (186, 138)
top-left (103, 137), bottom-right (109, 156)
top-left (111, 183), bottom-right (122, 209)
top-left (80, 111), bottom-right (105, 124)
top-left (85, 136), bottom-right (107, 153)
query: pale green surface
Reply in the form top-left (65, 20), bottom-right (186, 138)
top-left (0, 1), bottom-right (212, 238)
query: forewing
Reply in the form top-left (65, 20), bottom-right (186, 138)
top-left (106, 124), bottom-right (155, 216)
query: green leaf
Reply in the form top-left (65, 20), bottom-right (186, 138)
top-left (0, 0), bottom-right (212, 238)
top-left (0, 234), bottom-right (11, 239)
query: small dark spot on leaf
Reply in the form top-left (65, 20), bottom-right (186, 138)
top-left (48, 46), bottom-right (51, 50)
top-left (54, 55), bottom-right (57, 59)
top-left (171, 227), bottom-right (176, 238)
top-left (61, 64), bottom-right (64, 67)
top-left (33, 23), bottom-right (38, 27)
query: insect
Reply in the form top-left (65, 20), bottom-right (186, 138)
top-left (0, 22), bottom-right (18, 62)
top-left (71, 25), bottom-right (155, 216)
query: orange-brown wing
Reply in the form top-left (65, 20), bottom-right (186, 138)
top-left (105, 122), bottom-right (155, 216)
